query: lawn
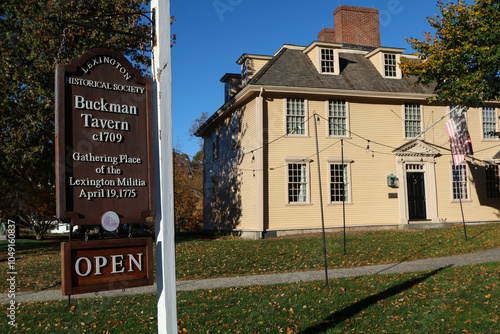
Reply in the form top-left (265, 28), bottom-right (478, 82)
top-left (1, 222), bottom-right (500, 293)
top-left (1, 262), bottom-right (498, 333)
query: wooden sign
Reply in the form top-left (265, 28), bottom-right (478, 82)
top-left (55, 49), bottom-right (154, 225)
top-left (61, 238), bottom-right (153, 296)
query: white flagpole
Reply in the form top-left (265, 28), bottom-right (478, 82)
top-left (151, 1), bottom-right (177, 333)
top-left (413, 105), bottom-right (461, 141)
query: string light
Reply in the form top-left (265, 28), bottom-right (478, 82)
top-left (366, 140), bottom-right (370, 152)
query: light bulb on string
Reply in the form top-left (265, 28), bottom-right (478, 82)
top-left (366, 140), bottom-right (370, 153)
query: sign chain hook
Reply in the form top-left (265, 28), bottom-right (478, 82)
top-left (55, 27), bottom-right (69, 64)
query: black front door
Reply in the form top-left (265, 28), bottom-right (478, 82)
top-left (407, 172), bottom-right (426, 220)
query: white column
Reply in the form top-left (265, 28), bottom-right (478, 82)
top-left (151, 1), bottom-right (177, 333)
top-left (256, 90), bottom-right (264, 236)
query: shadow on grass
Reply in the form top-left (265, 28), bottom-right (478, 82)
top-left (298, 266), bottom-right (450, 334)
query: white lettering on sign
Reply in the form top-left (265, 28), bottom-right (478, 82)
top-left (74, 254), bottom-right (144, 277)
top-left (74, 95), bottom-right (138, 115)
top-left (81, 56), bottom-right (133, 81)
top-left (81, 114), bottom-right (130, 131)
top-left (66, 77), bottom-right (145, 94)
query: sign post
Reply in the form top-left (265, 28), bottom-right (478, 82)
top-left (151, 0), bottom-right (178, 333)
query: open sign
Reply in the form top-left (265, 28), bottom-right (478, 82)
top-left (61, 238), bottom-right (153, 296)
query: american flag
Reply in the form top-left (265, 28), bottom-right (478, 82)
top-left (445, 112), bottom-right (473, 166)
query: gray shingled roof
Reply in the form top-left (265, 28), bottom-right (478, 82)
top-left (250, 47), bottom-right (436, 95)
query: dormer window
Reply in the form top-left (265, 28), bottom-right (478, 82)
top-left (303, 42), bottom-right (342, 75)
top-left (366, 47), bottom-right (404, 79)
top-left (384, 53), bottom-right (397, 77)
top-left (321, 48), bottom-right (335, 73)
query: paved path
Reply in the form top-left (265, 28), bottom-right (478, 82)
top-left (2, 248), bottom-right (500, 304)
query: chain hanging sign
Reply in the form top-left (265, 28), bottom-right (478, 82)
top-left (55, 49), bottom-right (154, 226)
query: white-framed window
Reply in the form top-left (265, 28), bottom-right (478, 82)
top-left (404, 103), bottom-right (422, 139)
top-left (286, 98), bottom-right (307, 135)
top-left (485, 164), bottom-right (500, 198)
top-left (328, 100), bottom-right (348, 137)
top-left (384, 53), bottom-right (397, 77)
top-left (320, 48), bottom-right (335, 73)
top-left (287, 162), bottom-right (309, 203)
top-left (451, 164), bottom-right (469, 200)
top-left (482, 106), bottom-right (498, 140)
top-left (328, 158), bottom-right (352, 204)
top-left (330, 164), bottom-right (348, 202)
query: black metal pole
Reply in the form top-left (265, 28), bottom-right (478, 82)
top-left (313, 113), bottom-right (329, 287)
top-left (459, 195), bottom-right (468, 240)
top-left (341, 139), bottom-right (346, 255)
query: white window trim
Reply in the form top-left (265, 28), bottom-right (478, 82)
top-left (403, 103), bottom-right (424, 140)
top-left (284, 98), bottom-right (309, 136)
top-left (481, 106), bottom-right (499, 141)
top-left (327, 157), bottom-right (353, 204)
top-left (381, 53), bottom-right (402, 79)
top-left (326, 100), bottom-right (350, 138)
top-left (450, 162), bottom-right (471, 202)
top-left (317, 47), bottom-right (340, 75)
top-left (285, 157), bottom-right (312, 205)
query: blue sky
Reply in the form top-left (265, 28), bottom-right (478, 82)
top-left (169, 0), bottom-right (446, 157)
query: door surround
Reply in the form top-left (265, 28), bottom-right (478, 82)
top-left (393, 140), bottom-right (440, 224)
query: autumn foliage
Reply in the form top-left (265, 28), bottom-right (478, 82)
top-left (173, 151), bottom-right (203, 232)
top-left (401, 0), bottom-right (500, 108)
top-left (0, 0), bottom-right (152, 238)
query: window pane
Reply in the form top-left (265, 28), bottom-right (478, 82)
top-left (288, 163), bottom-right (307, 202)
top-left (482, 107), bottom-right (497, 139)
top-left (452, 164), bottom-right (468, 200)
top-left (321, 48), bottom-right (335, 73)
top-left (486, 165), bottom-right (500, 198)
top-left (405, 103), bottom-right (421, 138)
top-left (287, 98), bottom-right (305, 134)
top-left (329, 100), bottom-right (346, 136)
top-left (384, 54), bottom-right (397, 77)
top-left (330, 164), bottom-right (348, 202)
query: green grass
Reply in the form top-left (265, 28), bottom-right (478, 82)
top-left (2, 262), bottom-right (498, 333)
top-left (1, 223), bottom-right (500, 292)
top-left (174, 223), bottom-right (500, 280)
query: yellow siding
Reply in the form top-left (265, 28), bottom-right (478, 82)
top-left (305, 47), bottom-right (318, 72)
top-left (236, 99), bottom-right (258, 230)
top-left (209, 90), bottom-right (500, 235)
top-left (367, 52), bottom-right (382, 74)
top-left (261, 96), bottom-right (500, 230)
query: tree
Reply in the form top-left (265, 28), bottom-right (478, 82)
top-left (173, 150), bottom-right (203, 232)
top-left (0, 0), bottom-right (152, 239)
top-left (188, 111), bottom-right (209, 149)
top-left (400, 0), bottom-right (500, 108)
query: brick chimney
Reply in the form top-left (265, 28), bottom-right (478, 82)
top-left (318, 5), bottom-right (380, 47)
